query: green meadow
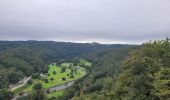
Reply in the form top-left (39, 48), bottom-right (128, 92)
top-left (14, 62), bottom-right (86, 95)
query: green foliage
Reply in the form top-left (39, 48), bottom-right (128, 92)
top-left (50, 77), bottom-right (54, 81)
top-left (27, 79), bottom-right (33, 85)
top-left (61, 47), bottom-right (135, 99)
top-left (113, 40), bottom-right (170, 100)
top-left (53, 71), bottom-right (56, 75)
top-left (31, 90), bottom-right (47, 100)
top-left (62, 77), bottom-right (66, 81)
top-left (33, 83), bottom-right (42, 90)
top-left (44, 79), bottom-right (49, 83)
top-left (70, 71), bottom-right (74, 78)
top-left (0, 89), bottom-right (14, 100)
top-left (55, 87), bottom-right (76, 100)
top-left (60, 67), bottom-right (66, 73)
top-left (0, 41), bottom-right (134, 100)
top-left (47, 90), bottom-right (64, 99)
top-left (32, 73), bottom-right (40, 79)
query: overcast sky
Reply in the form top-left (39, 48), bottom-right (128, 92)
top-left (0, 0), bottom-right (170, 44)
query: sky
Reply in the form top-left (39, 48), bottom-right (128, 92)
top-left (0, 0), bottom-right (170, 44)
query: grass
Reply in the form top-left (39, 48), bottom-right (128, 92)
top-left (13, 84), bottom-right (31, 95)
top-left (42, 64), bottom-right (85, 88)
top-left (79, 59), bottom-right (92, 67)
top-left (61, 62), bottom-right (73, 67)
top-left (14, 63), bottom-right (86, 95)
top-left (47, 90), bottom-right (64, 98)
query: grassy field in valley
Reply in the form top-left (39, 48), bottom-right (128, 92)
top-left (14, 63), bottom-right (86, 95)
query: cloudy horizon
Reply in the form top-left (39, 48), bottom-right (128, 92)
top-left (0, 0), bottom-right (170, 44)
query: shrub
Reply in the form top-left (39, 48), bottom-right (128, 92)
top-left (60, 67), bottom-right (66, 73)
top-left (27, 79), bottom-right (32, 85)
top-left (70, 72), bottom-right (74, 78)
top-left (62, 77), bottom-right (66, 81)
top-left (45, 79), bottom-right (49, 83)
top-left (53, 71), bottom-right (57, 75)
top-left (32, 73), bottom-right (40, 79)
top-left (50, 77), bottom-right (54, 81)
top-left (33, 83), bottom-right (42, 90)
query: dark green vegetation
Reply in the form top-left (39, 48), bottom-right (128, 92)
top-left (0, 41), bottom-right (131, 100)
top-left (112, 39), bottom-right (170, 100)
top-left (72, 39), bottom-right (170, 100)
top-left (1, 39), bottom-right (169, 100)
top-left (0, 41), bottom-right (128, 88)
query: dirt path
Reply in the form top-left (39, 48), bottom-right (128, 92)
top-left (10, 76), bottom-right (32, 91)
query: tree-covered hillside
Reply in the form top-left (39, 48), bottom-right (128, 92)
top-left (113, 39), bottom-right (170, 100)
top-left (0, 41), bottom-right (134, 100)
top-left (71, 39), bottom-right (170, 100)
top-left (3, 40), bottom-right (169, 100)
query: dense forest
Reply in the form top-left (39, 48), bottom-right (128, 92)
top-left (0, 41), bottom-right (132, 100)
top-left (0, 39), bottom-right (169, 100)
top-left (71, 39), bottom-right (170, 100)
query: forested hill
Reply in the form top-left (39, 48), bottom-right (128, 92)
top-left (3, 40), bottom-right (169, 100)
top-left (0, 41), bottom-right (134, 91)
top-left (71, 39), bottom-right (170, 100)
top-left (0, 41), bottom-right (132, 61)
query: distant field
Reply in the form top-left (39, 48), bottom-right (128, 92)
top-left (14, 63), bottom-right (86, 95)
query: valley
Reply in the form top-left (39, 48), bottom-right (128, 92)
top-left (0, 40), bottom-right (169, 100)
top-left (11, 59), bottom-right (91, 99)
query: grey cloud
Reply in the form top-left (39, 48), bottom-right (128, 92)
top-left (0, 0), bottom-right (170, 44)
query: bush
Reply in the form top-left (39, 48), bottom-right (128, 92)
top-left (67, 74), bottom-right (69, 76)
top-left (44, 79), bottom-right (49, 83)
top-left (62, 77), bottom-right (66, 81)
top-left (32, 73), bottom-right (40, 79)
top-left (50, 77), bottom-right (54, 81)
top-left (33, 83), bottom-right (42, 90)
top-left (27, 79), bottom-right (32, 85)
top-left (53, 71), bottom-right (57, 75)
top-left (70, 72), bottom-right (74, 78)
top-left (0, 89), bottom-right (14, 100)
top-left (60, 67), bottom-right (66, 73)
